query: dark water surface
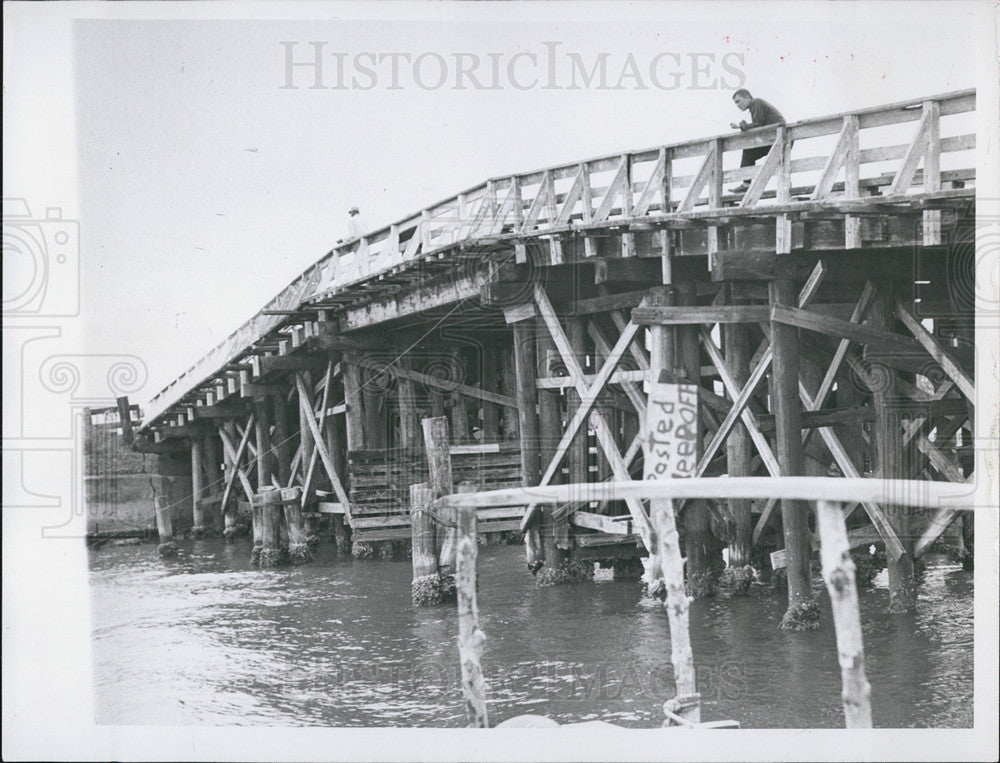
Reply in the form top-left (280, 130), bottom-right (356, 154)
top-left (89, 539), bottom-right (973, 728)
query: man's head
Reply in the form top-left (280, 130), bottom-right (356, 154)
top-left (732, 89), bottom-right (753, 110)
top-left (349, 206), bottom-right (359, 216)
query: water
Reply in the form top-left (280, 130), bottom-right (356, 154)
top-left (89, 539), bottom-right (973, 728)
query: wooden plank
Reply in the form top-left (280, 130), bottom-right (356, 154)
top-left (888, 106), bottom-right (931, 196)
top-left (771, 304), bottom-right (920, 356)
top-left (570, 511), bottom-right (632, 535)
top-left (632, 305), bottom-right (770, 325)
top-left (354, 356), bottom-right (517, 410)
top-left (678, 144), bottom-right (717, 213)
top-left (437, 476), bottom-right (976, 513)
top-left (895, 300), bottom-right (974, 402)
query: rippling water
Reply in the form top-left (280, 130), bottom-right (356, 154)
top-left (89, 539), bottom-right (972, 728)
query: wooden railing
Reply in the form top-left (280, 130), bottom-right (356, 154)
top-left (141, 89), bottom-right (975, 430)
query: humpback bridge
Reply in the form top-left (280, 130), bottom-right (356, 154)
top-left (134, 89), bottom-right (977, 614)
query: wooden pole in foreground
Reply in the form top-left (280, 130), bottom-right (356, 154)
top-left (645, 381), bottom-right (700, 724)
top-left (816, 499), bottom-right (873, 728)
top-left (423, 416), bottom-right (457, 579)
top-left (456, 484), bottom-right (489, 728)
top-left (410, 482), bottom-right (442, 606)
top-left (259, 487), bottom-right (285, 567)
top-left (153, 493), bottom-right (177, 557)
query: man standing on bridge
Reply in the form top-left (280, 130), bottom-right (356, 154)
top-left (729, 89), bottom-right (786, 194)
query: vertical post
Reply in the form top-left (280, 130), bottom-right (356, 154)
top-left (500, 344), bottom-right (519, 441)
top-left (677, 283), bottom-right (711, 587)
top-left (202, 432), bottom-right (221, 532)
top-left (843, 115), bottom-right (861, 249)
top-left (342, 357), bottom-right (367, 451)
top-left (362, 366), bottom-right (384, 449)
top-left (512, 318), bottom-right (543, 571)
top-left (536, 323), bottom-right (568, 575)
top-left (564, 318), bottom-right (587, 544)
top-left (252, 397), bottom-right (273, 565)
top-left (724, 307), bottom-right (753, 566)
top-left (775, 126), bottom-right (793, 254)
top-left (769, 279), bottom-right (815, 623)
top-left (190, 435), bottom-right (205, 537)
top-left (646, 286), bottom-right (675, 596)
top-left (222, 420), bottom-right (240, 540)
top-left (816, 499), bottom-right (873, 728)
top-left (456, 483), bottom-right (489, 728)
top-left (154, 493), bottom-right (177, 556)
top-left (410, 482), bottom-right (443, 605)
top-left (282, 486), bottom-right (310, 563)
top-left (259, 487), bottom-right (286, 567)
top-left (397, 356), bottom-right (420, 451)
top-left (298, 370), bottom-right (315, 489)
top-left (645, 382), bottom-right (700, 725)
top-left (423, 416), bottom-right (457, 583)
top-left (481, 345), bottom-right (499, 441)
top-left (116, 396), bottom-right (133, 445)
top-left (272, 394), bottom-right (292, 487)
top-left (922, 101), bottom-right (941, 246)
top-left (869, 288), bottom-right (915, 612)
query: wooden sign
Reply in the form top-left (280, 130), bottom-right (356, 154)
top-left (770, 549), bottom-right (787, 570)
top-left (644, 382), bottom-right (700, 481)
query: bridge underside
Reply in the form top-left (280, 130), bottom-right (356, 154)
top-left (135, 90), bottom-right (977, 609)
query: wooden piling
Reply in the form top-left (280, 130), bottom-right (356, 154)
top-left (410, 482), bottom-right (443, 605)
top-left (481, 346), bottom-right (499, 441)
top-left (153, 494), bottom-right (177, 557)
top-left (869, 289), bottom-right (915, 612)
top-left (203, 433), bottom-right (221, 533)
top-left (190, 435), bottom-right (205, 536)
top-left (512, 318), bottom-right (542, 570)
top-left (500, 344), bottom-right (519, 441)
top-left (677, 283), bottom-right (713, 591)
top-left (342, 357), bottom-right (367, 451)
top-left (423, 416), bottom-right (457, 584)
top-left (282, 486), bottom-right (310, 563)
top-left (769, 279), bottom-right (815, 623)
top-left (259, 487), bottom-right (286, 567)
top-left (535, 323), bottom-right (569, 575)
top-left (362, 367), bottom-right (384, 449)
top-left (252, 397), bottom-right (273, 566)
top-left (116, 396), bottom-right (133, 445)
top-left (397, 356), bottom-right (420, 451)
top-left (272, 393), bottom-right (292, 488)
top-left (222, 420), bottom-right (240, 540)
top-left (456, 484), bottom-right (488, 728)
top-left (724, 313), bottom-right (753, 567)
top-left (816, 499), bottom-right (873, 727)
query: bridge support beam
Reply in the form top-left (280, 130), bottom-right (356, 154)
top-left (870, 287), bottom-right (916, 612)
top-left (724, 305), bottom-right (753, 567)
top-left (190, 435), bottom-right (205, 537)
top-left (769, 278), bottom-right (817, 628)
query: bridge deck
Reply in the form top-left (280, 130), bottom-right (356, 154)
top-left (140, 88), bottom-right (975, 431)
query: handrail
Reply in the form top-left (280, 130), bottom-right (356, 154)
top-left (140, 89), bottom-right (975, 430)
top-left (433, 477), bottom-right (975, 511)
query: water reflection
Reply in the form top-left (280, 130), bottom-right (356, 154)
top-left (89, 541), bottom-right (972, 728)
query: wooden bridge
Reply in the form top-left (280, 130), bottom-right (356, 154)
top-left (134, 88), bottom-right (977, 615)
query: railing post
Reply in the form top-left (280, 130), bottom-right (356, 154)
top-left (816, 499), bottom-right (873, 728)
top-left (922, 100), bottom-right (942, 245)
top-left (775, 126), bottom-right (792, 254)
top-left (843, 115), bottom-right (861, 248)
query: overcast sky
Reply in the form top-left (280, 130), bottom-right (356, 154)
top-left (5, 1), bottom-right (985, 404)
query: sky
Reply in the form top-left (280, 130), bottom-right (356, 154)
top-left (3, 3), bottom-right (998, 759)
top-left (9, 1), bottom-right (985, 404)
